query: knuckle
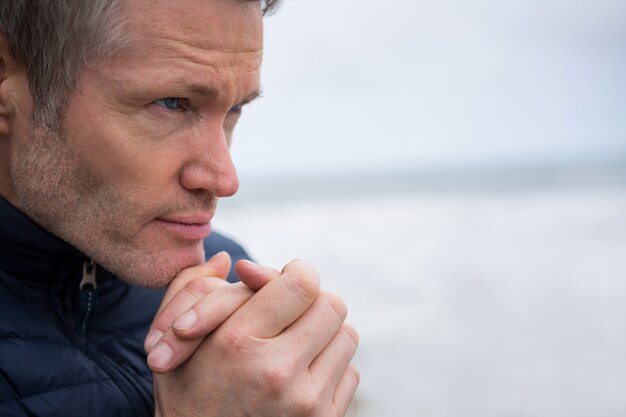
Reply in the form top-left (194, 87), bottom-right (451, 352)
top-left (320, 291), bottom-right (347, 322)
top-left (215, 327), bottom-right (249, 356)
top-left (258, 364), bottom-right (291, 396)
top-left (348, 364), bottom-right (361, 386)
top-left (184, 276), bottom-right (223, 299)
top-left (341, 323), bottom-right (359, 349)
top-left (286, 264), bottom-right (320, 304)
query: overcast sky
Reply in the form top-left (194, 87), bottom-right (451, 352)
top-left (231, 0), bottom-right (626, 179)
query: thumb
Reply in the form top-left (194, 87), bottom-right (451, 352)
top-left (235, 259), bottom-right (280, 291)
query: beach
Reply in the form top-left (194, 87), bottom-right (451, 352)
top-left (214, 171), bottom-right (626, 417)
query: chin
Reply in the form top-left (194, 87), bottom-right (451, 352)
top-left (96, 243), bottom-right (206, 289)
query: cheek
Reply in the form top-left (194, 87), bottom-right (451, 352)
top-left (63, 85), bottom-right (188, 198)
top-left (66, 121), bottom-right (184, 198)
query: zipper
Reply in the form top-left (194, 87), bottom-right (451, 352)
top-left (77, 259), bottom-right (98, 335)
top-left (71, 261), bottom-right (154, 415)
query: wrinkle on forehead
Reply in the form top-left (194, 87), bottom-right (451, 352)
top-left (122, 0), bottom-right (263, 54)
top-left (145, 39), bottom-right (263, 73)
top-left (83, 0), bottom-right (264, 105)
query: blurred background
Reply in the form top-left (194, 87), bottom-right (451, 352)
top-left (214, 0), bottom-right (626, 416)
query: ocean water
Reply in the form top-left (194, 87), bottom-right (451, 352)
top-left (213, 168), bottom-right (626, 417)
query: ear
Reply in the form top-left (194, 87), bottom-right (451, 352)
top-left (0, 32), bottom-right (28, 137)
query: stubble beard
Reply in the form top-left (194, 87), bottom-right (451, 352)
top-left (10, 124), bottom-right (203, 288)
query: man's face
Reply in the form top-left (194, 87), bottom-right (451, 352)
top-left (7, 0), bottom-right (263, 287)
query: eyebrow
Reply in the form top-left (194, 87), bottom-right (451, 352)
top-left (183, 85), bottom-right (263, 105)
top-left (240, 89), bottom-right (263, 105)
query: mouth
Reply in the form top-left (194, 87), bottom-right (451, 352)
top-left (153, 213), bottom-right (213, 241)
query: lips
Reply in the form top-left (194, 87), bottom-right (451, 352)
top-left (158, 213), bottom-right (213, 225)
top-left (153, 213), bottom-right (213, 240)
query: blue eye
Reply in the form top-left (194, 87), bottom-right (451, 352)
top-left (229, 103), bottom-right (243, 114)
top-left (154, 97), bottom-right (184, 111)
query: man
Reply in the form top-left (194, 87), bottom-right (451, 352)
top-left (0, 0), bottom-right (359, 416)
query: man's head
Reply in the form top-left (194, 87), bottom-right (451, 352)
top-left (0, 0), bottom-right (276, 287)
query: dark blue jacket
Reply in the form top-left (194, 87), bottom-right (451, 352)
top-left (0, 197), bottom-right (249, 416)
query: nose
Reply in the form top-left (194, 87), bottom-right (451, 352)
top-left (178, 129), bottom-right (240, 197)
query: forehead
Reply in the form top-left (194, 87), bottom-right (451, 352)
top-left (121, 0), bottom-right (263, 52)
top-left (87, 0), bottom-right (263, 100)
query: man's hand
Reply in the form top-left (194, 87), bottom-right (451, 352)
top-left (144, 251), bottom-right (276, 372)
top-left (153, 259), bottom-right (360, 417)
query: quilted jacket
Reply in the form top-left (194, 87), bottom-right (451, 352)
top-left (0, 197), bottom-right (249, 416)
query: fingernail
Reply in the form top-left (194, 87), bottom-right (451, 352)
top-left (239, 259), bottom-right (262, 271)
top-left (148, 343), bottom-right (173, 369)
top-left (173, 310), bottom-right (198, 331)
top-left (210, 251), bottom-right (228, 262)
top-left (144, 329), bottom-right (163, 352)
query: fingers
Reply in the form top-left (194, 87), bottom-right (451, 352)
top-left (147, 255), bottom-right (361, 417)
top-left (171, 282), bottom-right (255, 338)
top-left (226, 259), bottom-right (320, 339)
top-left (310, 323), bottom-right (359, 386)
top-left (147, 260), bottom-right (281, 373)
top-left (146, 254), bottom-right (231, 349)
top-left (148, 282), bottom-right (255, 373)
top-left (165, 261), bottom-right (281, 341)
top-left (279, 291), bottom-right (347, 363)
top-left (235, 259), bottom-right (280, 291)
top-left (156, 251), bottom-right (232, 316)
top-left (333, 364), bottom-right (360, 417)
top-left (279, 290), bottom-right (358, 412)
top-left (146, 276), bottom-right (228, 350)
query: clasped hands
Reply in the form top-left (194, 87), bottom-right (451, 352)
top-left (145, 252), bottom-right (360, 417)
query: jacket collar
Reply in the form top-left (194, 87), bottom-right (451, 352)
top-left (0, 196), bottom-right (86, 286)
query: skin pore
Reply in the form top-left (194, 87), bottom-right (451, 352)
top-left (1, 0), bottom-right (263, 288)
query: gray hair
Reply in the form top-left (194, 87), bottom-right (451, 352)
top-left (0, 0), bottom-right (279, 132)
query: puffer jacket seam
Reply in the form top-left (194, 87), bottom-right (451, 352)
top-left (0, 377), bottom-right (112, 405)
top-left (0, 369), bottom-right (30, 415)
